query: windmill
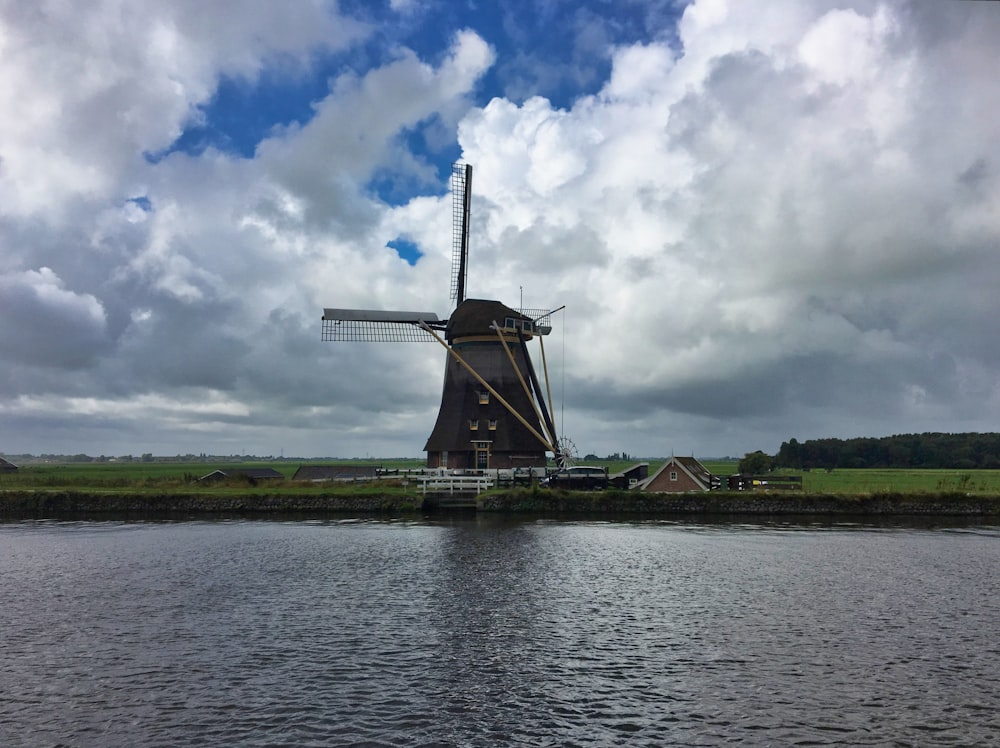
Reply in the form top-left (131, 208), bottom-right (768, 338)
top-left (322, 163), bottom-right (565, 470)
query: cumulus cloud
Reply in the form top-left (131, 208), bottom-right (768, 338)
top-left (0, 0), bottom-right (363, 219)
top-left (2, 0), bottom-right (999, 458)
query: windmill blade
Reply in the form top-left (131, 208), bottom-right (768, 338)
top-left (450, 162), bottom-right (472, 304)
top-left (322, 308), bottom-right (444, 342)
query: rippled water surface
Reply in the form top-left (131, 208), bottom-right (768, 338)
top-left (2, 517), bottom-right (999, 746)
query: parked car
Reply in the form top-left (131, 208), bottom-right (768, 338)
top-left (541, 466), bottom-right (609, 490)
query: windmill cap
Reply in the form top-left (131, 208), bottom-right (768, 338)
top-left (447, 298), bottom-right (531, 340)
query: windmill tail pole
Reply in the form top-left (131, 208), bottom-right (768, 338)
top-left (538, 333), bottom-right (555, 435)
top-left (514, 329), bottom-right (559, 452)
top-left (491, 322), bottom-right (557, 449)
top-left (533, 306), bottom-right (565, 452)
top-left (531, 307), bottom-right (564, 416)
top-left (420, 322), bottom-right (556, 453)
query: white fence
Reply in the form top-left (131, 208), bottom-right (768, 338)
top-left (417, 474), bottom-right (494, 495)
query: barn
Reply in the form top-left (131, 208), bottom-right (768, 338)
top-left (292, 465), bottom-right (380, 482)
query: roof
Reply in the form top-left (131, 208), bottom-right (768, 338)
top-left (446, 298), bottom-right (529, 341)
top-left (198, 467), bottom-right (284, 481)
top-left (609, 462), bottom-right (649, 488)
top-left (637, 456), bottom-right (713, 492)
top-left (0, 456), bottom-right (18, 471)
top-left (292, 465), bottom-right (380, 481)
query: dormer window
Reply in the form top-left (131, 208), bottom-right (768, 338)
top-left (469, 419), bottom-right (479, 431)
top-left (479, 391), bottom-right (490, 404)
top-left (488, 419), bottom-right (497, 430)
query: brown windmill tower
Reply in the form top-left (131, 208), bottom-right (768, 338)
top-left (322, 163), bottom-right (564, 470)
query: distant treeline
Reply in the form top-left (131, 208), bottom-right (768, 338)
top-left (775, 433), bottom-right (1000, 470)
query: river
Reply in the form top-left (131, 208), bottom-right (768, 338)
top-left (1, 517), bottom-right (998, 746)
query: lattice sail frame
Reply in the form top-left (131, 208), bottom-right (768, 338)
top-left (320, 320), bottom-right (435, 342)
top-left (450, 163), bottom-right (472, 304)
top-left (321, 309), bottom-right (444, 342)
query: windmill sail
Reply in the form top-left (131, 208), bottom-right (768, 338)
top-left (450, 163), bottom-right (472, 304)
top-left (321, 309), bottom-right (443, 342)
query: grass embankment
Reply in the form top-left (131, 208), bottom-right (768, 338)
top-left (0, 462), bottom-right (423, 517)
top-left (0, 461), bottom-right (413, 495)
top-left (6, 460), bottom-right (1000, 495)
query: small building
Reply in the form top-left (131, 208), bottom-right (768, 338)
top-left (609, 462), bottom-right (649, 489)
top-left (198, 467), bottom-right (284, 483)
top-left (637, 456), bottom-right (716, 493)
top-left (0, 456), bottom-right (18, 473)
top-left (292, 464), bottom-right (380, 482)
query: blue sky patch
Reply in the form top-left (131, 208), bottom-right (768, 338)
top-left (387, 237), bottom-right (423, 266)
top-left (151, 1), bottom-right (685, 173)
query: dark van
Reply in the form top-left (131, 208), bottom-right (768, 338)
top-left (541, 466), bottom-right (609, 490)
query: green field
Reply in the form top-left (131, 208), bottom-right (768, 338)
top-left (774, 468), bottom-right (1000, 494)
top-left (4, 459), bottom-right (1000, 495)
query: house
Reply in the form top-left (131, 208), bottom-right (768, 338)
top-left (0, 456), bottom-right (18, 473)
top-left (637, 455), bottom-right (716, 493)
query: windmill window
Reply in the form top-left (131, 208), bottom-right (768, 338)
top-left (488, 419), bottom-right (497, 430)
top-left (669, 471), bottom-right (678, 481)
top-left (469, 419), bottom-right (479, 431)
top-left (503, 317), bottom-right (535, 334)
top-left (479, 391), bottom-right (490, 404)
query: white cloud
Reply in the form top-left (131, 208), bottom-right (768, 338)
top-left (0, 0), bottom-right (363, 218)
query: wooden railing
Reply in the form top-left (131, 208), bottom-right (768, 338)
top-left (417, 474), bottom-right (495, 495)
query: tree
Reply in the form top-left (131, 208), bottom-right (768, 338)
top-left (739, 450), bottom-right (774, 475)
top-left (776, 438), bottom-right (802, 469)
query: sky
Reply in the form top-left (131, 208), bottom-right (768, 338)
top-left (2, 0), bottom-right (999, 460)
